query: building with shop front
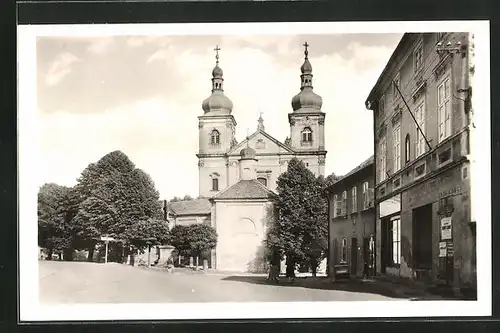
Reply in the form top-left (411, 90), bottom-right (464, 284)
top-left (365, 33), bottom-right (477, 295)
top-left (326, 156), bottom-right (375, 279)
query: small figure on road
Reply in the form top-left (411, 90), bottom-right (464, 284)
top-left (266, 249), bottom-right (281, 284)
top-left (166, 257), bottom-right (174, 273)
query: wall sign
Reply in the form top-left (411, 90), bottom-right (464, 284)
top-left (439, 186), bottom-right (462, 199)
top-left (439, 242), bottom-right (447, 257)
top-left (440, 217), bottom-right (452, 240)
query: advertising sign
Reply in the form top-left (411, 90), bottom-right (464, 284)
top-left (439, 242), bottom-right (447, 257)
top-left (379, 194), bottom-right (401, 218)
top-left (440, 217), bottom-right (452, 240)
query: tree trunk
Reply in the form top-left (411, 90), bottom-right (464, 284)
top-left (285, 256), bottom-right (295, 278)
top-left (47, 248), bottom-right (53, 261)
top-left (87, 247), bottom-right (95, 262)
top-left (311, 260), bottom-right (317, 277)
top-left (63, 248), bottom-right (74, 261)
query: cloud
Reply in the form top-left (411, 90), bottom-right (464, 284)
top-left (37, 96), bottom-right (199, 197)
top-left (36, 33), bottom-right (401, 198)
top-left (44, 52), bottom-right (81, 86)
top-left (86, 37), bottom-right (115, 55)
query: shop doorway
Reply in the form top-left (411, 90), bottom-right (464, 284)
top-left (412, 204), bottom-right (433, 272)
top-left (350, 238), bottom-right (358, 276)
top-left (363, 235), bottom-right (375, 278)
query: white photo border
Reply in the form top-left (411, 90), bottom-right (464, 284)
top-left (18, 20), bottom-right (491, 321)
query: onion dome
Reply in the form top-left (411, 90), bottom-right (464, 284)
top-left (291, 42), bottom-right (323, 112)
top-left (240, 146), bottom-right (256, 160)
top-left (212, 64), bottom-right (223, 78)
top-left (301, 58), bottom-right (312, 74)
top-left (202, 45), bottom-right (233, 114)
top-left (202, 91), bottom-right (233, 114)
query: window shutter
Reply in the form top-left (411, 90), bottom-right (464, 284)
top-left (368, 188), bottom-right (374, 207)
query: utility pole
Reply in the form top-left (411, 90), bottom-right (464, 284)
top-left (393, 81), bottom-right (432, 151)
top-left (101, 236), bottom-right (115, 264)
top-left (104, 240), bottom-right (109, 264)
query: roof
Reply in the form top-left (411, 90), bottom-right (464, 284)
top-left (365, 33), bottom-right (410, 105)
top-left (227, 129), bottom-right (295, 155)
top-left (168, 198), bottom-right (211, 216)
top-left (214, 179), bottom-right (277, 200)
top-left (328, 155), bottom-right (374, 189)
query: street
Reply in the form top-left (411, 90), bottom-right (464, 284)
top-left (39, 261), bottom-right (404, 303)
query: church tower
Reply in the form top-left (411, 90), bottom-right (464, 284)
top-left (288, 42), bottom-right (327, 176)
top-left (197, 46), bottom-right (237, 198)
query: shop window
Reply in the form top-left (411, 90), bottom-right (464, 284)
top-left (341, 238), bottom-right (348, 263)
top-left (391, 217), bottom-right (401, 265)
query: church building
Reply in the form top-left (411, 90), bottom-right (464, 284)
top-left (170, 43), bottom-right (328, 272)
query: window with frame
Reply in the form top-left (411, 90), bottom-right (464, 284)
top-left (341, 190), bottom-right (347, 216)
top-left (341, 238), bottom-right (348, 263)
top-left (415, 101), bottom-right (426, 157)
top-left (405, 134), bottom-right (411, 164)
top-left (392, 72), bottom-right (401, 98)
top-left (362, 181), bottom-right (369, 210)
top-left (301, 127), bottom-right (313, 143)
top-left (438, 76), bottom-right (452, 142)
top-left (414, 42), bottom-right (423, 73)
top-left (351, 186), bottom-right (357, 213)
top-left (332, 194), bottom-right (338, 217)
top-left (210, 130), bottom-right (220, 145)
top-left (393, 124), bottom-right (401, 172)
top-left (379, 95), bottom-right (385, 116)
top-left (391, 217), bottom-right (401, 265)
top-left (379, 139), bottom-right (387, 182)
top-left (212, 177), bottom-right (219, 191)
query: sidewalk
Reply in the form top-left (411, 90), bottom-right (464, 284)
top-left (285, 276), bottom-right (457, 300)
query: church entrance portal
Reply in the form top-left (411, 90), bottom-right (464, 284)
top-left (228, 218), bottom-right (261, 272)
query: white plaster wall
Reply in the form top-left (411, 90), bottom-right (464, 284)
top-left (198, 117), bottom-right (235, 155)
top-left (214, 201), bottom-right (274, 272)
top-left (199, 157), bottom-right (227, 198)
top-left (289, 114), bottom-right (325, 151)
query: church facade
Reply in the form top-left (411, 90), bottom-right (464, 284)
top-left (170, 43), bottom-right (328, 272)
top-left (197, 43), bottom-right (327, 197)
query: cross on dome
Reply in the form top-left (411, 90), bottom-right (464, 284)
top-left (303, 41), bottom-right (309, 58)
top-left (214, 45), bottom-right (221, 64)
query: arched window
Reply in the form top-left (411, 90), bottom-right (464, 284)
top-left (405, 134), bottom-right (411, 164)
top-left (302, 127), bottom-right (313, 143)
top-left (257, 177), bottom-right (267, 187)
top-left (210, 130), bottom-right (220, 145)
top-left (211, 173), bottom-right (220, 191)
top-left (212, 178), bottom-right (219, 191)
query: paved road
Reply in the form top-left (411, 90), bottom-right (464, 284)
top-left (39, 261), bottom-right (400, 303)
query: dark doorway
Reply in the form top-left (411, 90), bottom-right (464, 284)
top-left (363, 236), bottom-right (375, 278)
top-left (350, 238), bottom-right (358, 276)
top-left (381, 218), bottom-right (389, 273)
top-left (412, 204), bottom-right (433, 270)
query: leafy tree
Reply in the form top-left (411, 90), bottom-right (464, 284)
top-left (170, 224), bottom-right (217, 266)
top-left (169, 195), bottom-right (194, 203)
top-left (72, 150), bottom-right (164, 262)
top-left (325, 172), bottom-right (342, 187)
top-left (267, 158), bottom-right (329, 277)
top-left (38, 183), bottom-right (73, 259)
top-left (126, 218), bottom-right (170, 250)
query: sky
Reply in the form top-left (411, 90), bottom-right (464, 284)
top-left (36, 32), bottom-right (402, 200)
